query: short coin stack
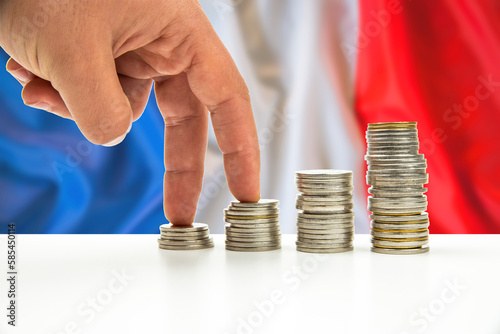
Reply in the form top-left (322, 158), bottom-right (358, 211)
top-left (365, 122), bottom-right (430, 255)
top-left (225, 200), bottom-right (281, 252)
top-left (295, 170), bottom-right (355, 253)
top-left (158, 223), bottom-right (214, 250)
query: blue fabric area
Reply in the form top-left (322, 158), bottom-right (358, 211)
top-left (0, 49), bottom-right (167, 233)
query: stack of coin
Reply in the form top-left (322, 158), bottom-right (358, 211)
top-left (158, 223), bottom-right (214, 250)
top-left (295, 170), bottom-right (355, 253)
top-left (365, 122), bottom-right (430, 255)
top-left (224, 200), bottom-right (281, 252)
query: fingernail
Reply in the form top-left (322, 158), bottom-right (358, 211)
top-left (102, 133), bottom-right (127, 147)
top-left (30, 101), bottom-right (51, 111)
top-left (8, 68), bottom-right (30, 85)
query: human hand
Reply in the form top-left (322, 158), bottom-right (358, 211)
top-left (0, 0), bottom-right (260, 225)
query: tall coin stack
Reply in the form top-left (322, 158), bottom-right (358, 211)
top-left (295, 170), bottom-right (355, 253)
top-left (158, 223), bottom-right (214, 250)
top-left (224, 200), bottom-right (281, 252)
top-left (365, 122), bottom-right (430, 255)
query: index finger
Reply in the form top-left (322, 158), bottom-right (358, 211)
top-left (185, 17), bottom-right (261, 202)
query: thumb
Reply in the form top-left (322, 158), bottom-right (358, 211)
top-left (49, 46), bottom-right (133, 146)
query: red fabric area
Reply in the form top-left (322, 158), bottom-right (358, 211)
top-left (354, 0), bottom-right (500, 233)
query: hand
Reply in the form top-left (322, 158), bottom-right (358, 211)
top-left (0, 0), bottom-right (260, 225)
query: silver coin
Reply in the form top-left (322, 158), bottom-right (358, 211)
top-left (370, 213), bottom-right (428, 222)
top-left (367, 179), bottom-right (429, 187)
top-left (227, 235), bottom-right (280, 242)
top-left (369, 197), bottom-right (428, 206)
top-left (297, 224), bottom-right (354, 233)
top-left (224, 217), bottom-right (280, 224)
top-left (297, 246), bottom-right (353, 254)
top-left (369, 207), bottom-right (427, 215)
top-left (296, 182), bottom-right (353, 190)
top-left (297, 205), bottom-right (353, 213)
top-left (368, 187), bottom-right (427, 197)
top-left (368, 201), bottom-right (428, 209)
top-left (159, 223), bottom-right (208, 233)
top-left (296, 169), bottom-right (353, 178)
top-left (367, 173), bottom-right (428, 180)
top-left (366, 137), bottom-right (419, 142)
top-left (367, 137), bottom-right (419, 143)
top-left (371, 221), bottom-right (430, 230)
top-left (297, 218), bottom-right (354, 225)
top-left (225, 206), bottom-right (279, 212)
top-left (227, 235), bottom-right (281, 242)
top-left (371, 245), bottom-right (429, 255)
top-left (296, 241), bottom-right (352, 248)
top-left (158, 238), bottom-right (213, 246)
top-left (160, 234), bottom-right (211, 241)
top-left (371, 238), bottom-right (428, 248)
top-left (158, 237), bottom-right (214, 246)
top-left (368, 198), bottom-right (427, 205)
top-left (225, 240), bottom-right (281, 248)
top-left (224, 208), bottom-right (279, 216)
top-left (160, 230), bottom-right (208, 238)
top-left (297, 217), bottom-right (354, 227)
top-left (367, 142), bottom-right (419, 148)
top-left (296, 198), bottom-right (352, 206)
top-left (368, 205), bottom-right (428, 213)
top-left (366, 161), bottom-right (427, 168)
top-left (298, 212), bottom-right (355, 220)
top-left (227, 222), bottom-right (280, 228)
top-left (230, 199), bottom-right (279, 208)
top-left (367, 158), bottom-right (427, 164)
top-left (297, 236), bottom-right (353, 244)
top-left (366, 152), bottom-right (424, 158)
top-left (367, 171), bottom-right (427, 178)
top-left (159, 243), bottom-right (214, 251)
top-left (225, 245), bottom-right (281, 252)
top-left (365, 157), bottom-right (426, 164)
top-left (371, 230), bottom-right (429, 239)
top-left (367, 169), bottom-right (427, 176)
top-left (297, 194), bottom-right (353, 202)
top-left (367, 191), bottom-right (427, 198)
top-left (369, 195), bottom-right (426, 202)
top-left (368, 163), bottom-right (427, 170)
top-left (297, 176), bottom-right (352, 183)
top-left (297, 187), bottom-right (353, 195)
top-left (366, 174), bottom-right (429, 183)
top-left (224, 214), bottom-right (279, 220)
top-left (296, 178), bottom-right (352, 184)
top-left (368, 147), bottom-right (420, 154)
top-left (225, 226), bottom-right (281, 234)
top-left (299, 232), bottom-right (354, 239)
top-left (225, 222), bottom-right (281, 229)
top-left (225, 226), bottom-right (281, 233)
top-left (224, 218), bottom-right (280, 225)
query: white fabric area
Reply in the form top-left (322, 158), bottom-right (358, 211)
top-left (197, 0), bottom-right (369, 233)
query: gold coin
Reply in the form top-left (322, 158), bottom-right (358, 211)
top-left (373, 236), bottom-right (429, 242)
top-left (372, 212), bottom-right (424, 216)
top-left (371, 227), bottom-right (428, 233)
top-left (368, 122), bottom-right (417, 130)
top-left (372, 244), bottom-right (426, 249)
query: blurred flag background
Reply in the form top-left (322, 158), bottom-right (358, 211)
top-left (0, 0), bottom-right (499, 233)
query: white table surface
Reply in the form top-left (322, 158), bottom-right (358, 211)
top-left (1, 234), bottom-right (499, 334)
